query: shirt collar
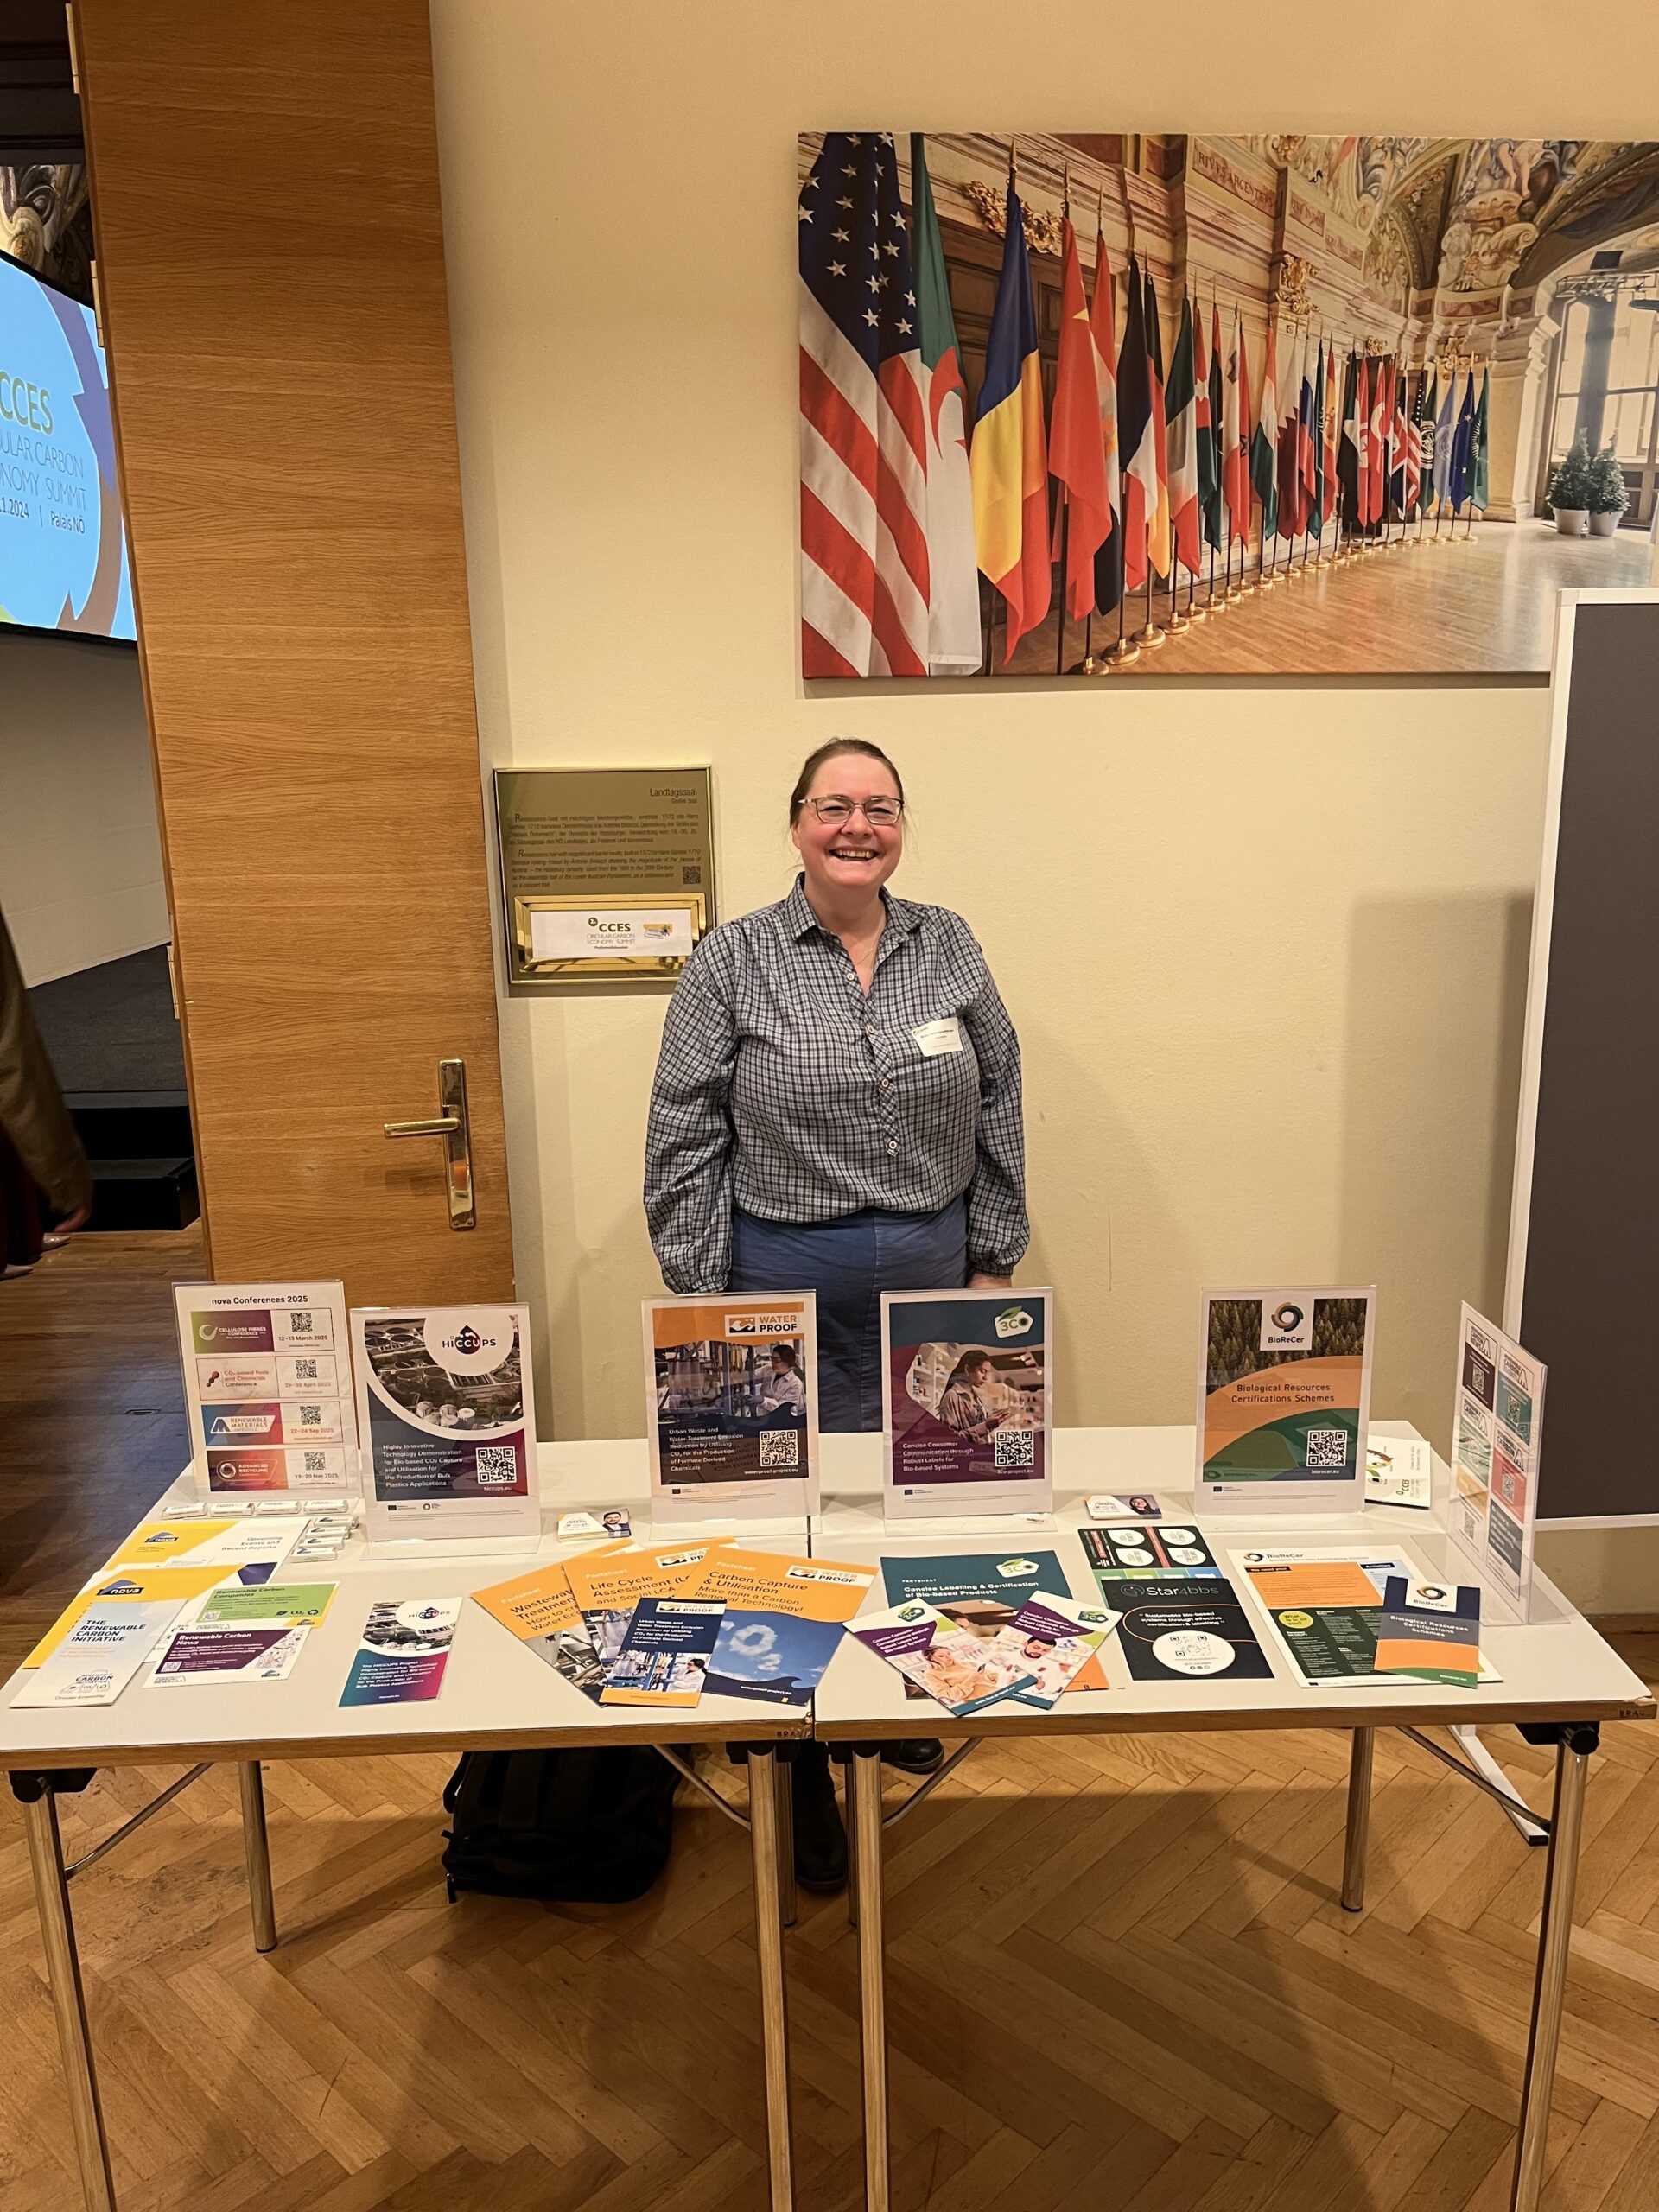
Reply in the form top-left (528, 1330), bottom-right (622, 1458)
top-left (782, 874), bottom-right (924, 944)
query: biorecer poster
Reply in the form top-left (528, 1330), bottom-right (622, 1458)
top-left (1197, 1287), bottom-right (1375, 1512)
top-left (882, 1287), bottom-right (1053, 1520)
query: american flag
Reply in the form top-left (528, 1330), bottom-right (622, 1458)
top-left (798, 132), bottom-right (930, 678)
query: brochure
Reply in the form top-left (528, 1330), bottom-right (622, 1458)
top-left (353, 1305), bottom-right (539, 1547)
top-left (992, 1593), bottom-right (1120, 1710)
top-left (878, 1548), bottom-right (1108, 1696)
top-left (1197, 1287), bottom-right (1375, 1512)
top-left (104, 1516), bottom-right (304, 1577)
top-left (25, 1563), bottom-right (232, 1668)
top-left (1365, 1433), bottom-right (1433, 1511)
top-left (563, 1539), bottom-right (727, 1682)
top-left (601, 1598), bottom-right (726, 1707)
top-left (850, 1601), bottom-right (1037, 1715)
top-left (1108, 1577), bottom-right (1275, 1682)
top-left (339, 1597), bottom-right (461, 1706)
top-left (881, 1288), bottom-right (1053, 1520)
top-left (1448, 1304), bottom-right (1545, 1623)
top-left (151, 1624), bottom-right (310, 1686)
top-left (471, 1561), bottom-right (607, 1702)
top-left (696, 1546), bottom-right (878, 1706)
top-left (1375, 1577), bottom-right (1482, 1688)
top-left (1229, 1546), bottom-right (1501, 1687)
top-left (643, 1294), bottom-right (819, 1520)
top-left (174, 1281), bottom-right (356, 1496)
top-left (10, 1601), bottom-right (183, 1708)
top-left (193, 1581), bottom-right (337, 1629)
top-left (1080, 1522), bottom-right (1221, 1578)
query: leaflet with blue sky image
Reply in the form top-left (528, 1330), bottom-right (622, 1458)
top-left (696, 1547), bottom-right (877, 1705)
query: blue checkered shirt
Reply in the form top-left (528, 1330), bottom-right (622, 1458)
top-left (645, 878), bottom-right (1027, 1294)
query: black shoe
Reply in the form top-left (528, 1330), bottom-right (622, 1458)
top-left (882, 1738), bottom-right (944, 1777)
top-left (791, 1749), bottom-right (847, 1891)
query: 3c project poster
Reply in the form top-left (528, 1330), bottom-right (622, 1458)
top-left (882, 1287), bottom-right (1052, 1520)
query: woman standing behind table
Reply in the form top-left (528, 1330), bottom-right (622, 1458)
top-left (645, 737), bottom-right (1029, 1886)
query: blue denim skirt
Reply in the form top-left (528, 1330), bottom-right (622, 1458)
top-left (728, 1196), bottom-right (968, 1433)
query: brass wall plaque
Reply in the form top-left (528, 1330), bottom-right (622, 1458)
top-left (494, 767), bottom-right (715, 988)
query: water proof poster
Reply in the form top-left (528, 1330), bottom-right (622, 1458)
top-left (882, 1288), bottom-right (1053, 1520)
top-left (642, 1294), bottom-right (818, 1521)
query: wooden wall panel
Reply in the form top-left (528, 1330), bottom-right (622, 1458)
top-left (73, 0), bottom-right (515, 1305)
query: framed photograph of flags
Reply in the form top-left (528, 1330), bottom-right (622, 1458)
top-left (798, 132), bottom-right (1659, 680)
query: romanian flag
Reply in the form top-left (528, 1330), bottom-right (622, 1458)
top-left (1049, 217), bottom-right (1112, 620)
top-left (1166, 296), bottom-right (1201, 577)
top-left (1249, 320), bottom-right (1279, 539)
top-left (1090, 232), bottom-right (1124, 616)
top-left (970, 180), bottom-right (1051, 659)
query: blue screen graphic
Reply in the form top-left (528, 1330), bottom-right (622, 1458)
top-left (0, 254), bottom-right (136, 641)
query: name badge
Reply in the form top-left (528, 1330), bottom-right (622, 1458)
top-left (911, 1017), bottom-right (963, 1058)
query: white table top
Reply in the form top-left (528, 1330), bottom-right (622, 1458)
top-left (3, 1425), bottom-right (1649, 1771)
top-left (0, 1439), bottom-right (813, 1771)
top-left (811, 1424), bottom-right (1656, 1739)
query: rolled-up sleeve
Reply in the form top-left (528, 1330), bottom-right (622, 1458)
top-left (644, 938), bottom-right (739, 1293)
top-left (959, 944), bottom-right (1028, 1275)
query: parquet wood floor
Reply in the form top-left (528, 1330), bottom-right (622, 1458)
top-left (5, 1232), bottom-right (1659, 2209)
top-left (1002, 519), bottom-right (1654, 678)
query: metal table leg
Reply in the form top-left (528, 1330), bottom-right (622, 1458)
top-left (1511, 1726), bottom-right (1594, 2211)
top-left (238, 1762), bottom-right (277, 1954)
top-left (746, 1747), bottom-right (795, 2211)
top-left (16, 1777), bottom-right (117, 2211)
top-left (1342, 1727), bottom-right (1375, 1912)
top-left (852, 1747), bottom-right (890, 2212)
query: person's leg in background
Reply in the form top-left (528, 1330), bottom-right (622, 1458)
top-left (0, 1127), bottom-right (45, 1277)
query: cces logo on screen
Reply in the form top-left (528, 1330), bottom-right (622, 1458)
top-left (0, 370), bottom-right (53, 435)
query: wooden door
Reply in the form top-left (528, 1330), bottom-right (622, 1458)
top-left (72, 0), bottom-right (514, 1306)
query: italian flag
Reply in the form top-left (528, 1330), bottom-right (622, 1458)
top-left (908, 137), bottom-right (982, 674)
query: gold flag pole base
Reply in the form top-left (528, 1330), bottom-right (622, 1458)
top-left (1100, 638), bottom-right (1141, 669)
top-left (1163, 611), bottom-right (1190, 634)
top-left (1132, 623), bottom-right (1169, 648)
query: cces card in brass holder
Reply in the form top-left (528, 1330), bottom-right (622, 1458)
top-left (494, 766), bottom-right (715, 988)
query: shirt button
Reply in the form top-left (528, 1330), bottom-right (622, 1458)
top-left (886, 1139), bottom-right (899, 1154)
top-left (864, 1025), bottom-right (876, 1038)
top-left (880, 1078), bottom-right (890, 1090)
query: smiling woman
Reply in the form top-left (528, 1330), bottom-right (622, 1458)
top-left (643, 734), bottom-right (1032, 1886)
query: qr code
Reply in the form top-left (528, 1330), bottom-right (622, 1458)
top-left (302, 1452), bottom-right (327, 1472)
top-left (683, 864), bottom-right (702, 886)
top-left (298, 1404), bottom-right (322, 1427)
top-left (292, 1357), bottom-right (319, 1382)
top-left (289, 1311), bottom-right (314, 1335)
top-left (759, 1431), bottom-right (799, 1469)
top-left (994, 1427), bottom-right (1035, 1470)
top-left (474, 1445), bottom-right (520, 1486)
top-left (1306, 1428), bottom-right (1351, 1469)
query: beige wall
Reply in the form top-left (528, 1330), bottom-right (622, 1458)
top-left (428, 0), bottom-right (1659, 1610)
top-left (0, 630), bottom-right (167, 986)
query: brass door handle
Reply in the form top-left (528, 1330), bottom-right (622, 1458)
top-left (382, 1059), bottom-right (475, 1230)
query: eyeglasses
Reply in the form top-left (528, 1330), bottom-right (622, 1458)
top-left (804, 794), bottom-right (904, 827)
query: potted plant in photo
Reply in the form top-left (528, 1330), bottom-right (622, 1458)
top-left (1587, 443), bottom-right (1630, 537)
top-left (1547, 431), bottom-right (1594, 536)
